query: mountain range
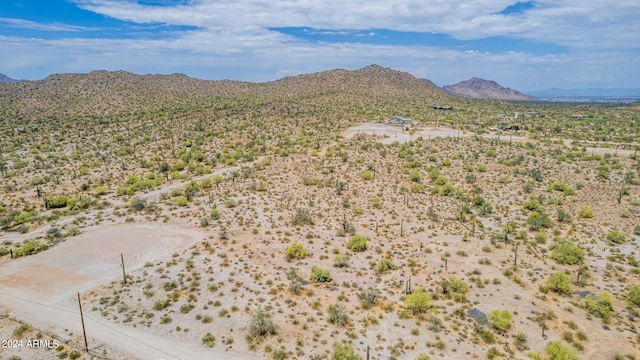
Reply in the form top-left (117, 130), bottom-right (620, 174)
top-left (436, 77), bottom-right (537, 101)
top-left (0, 73), bottom-right (21, 83)
top-left (2, 67), bottom-right (639, 103)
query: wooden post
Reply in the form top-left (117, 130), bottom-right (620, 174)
top-left (121, 253), bottom-right (127, 285)
top-left (78, 292), bottom-right (89, 352)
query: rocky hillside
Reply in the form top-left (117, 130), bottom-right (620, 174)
top-left (443, 77), bottom-right (536, 100)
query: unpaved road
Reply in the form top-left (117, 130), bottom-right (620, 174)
top-left (0, 223), bottom-right (258, 360)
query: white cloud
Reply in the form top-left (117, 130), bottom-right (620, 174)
top-left (1, 0), bottom-right (639, 89)
top-left (0, 17), bottom-right (96, 32)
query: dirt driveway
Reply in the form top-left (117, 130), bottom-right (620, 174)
top-left (0, 222), bottom-right (257, 359)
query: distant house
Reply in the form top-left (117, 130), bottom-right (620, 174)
top-left (387, 116), bottom-right (413, 127)
top-left (571, 114), bottom-right (586, 119)
top-left (525, 111), bottom-right (540, 116)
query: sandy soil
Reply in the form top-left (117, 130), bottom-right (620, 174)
top-left (0, 222), bottom-right (257, 360)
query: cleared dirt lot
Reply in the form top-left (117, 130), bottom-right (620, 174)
top-left (0, 223), bottom-right (255, 360)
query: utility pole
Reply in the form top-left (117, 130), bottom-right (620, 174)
top-left (77, 292), bottom-right (88, 352)
top-left (121, 253), bottom-right (127, 285)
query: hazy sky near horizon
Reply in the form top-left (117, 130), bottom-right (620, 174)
top-left (1, 0), bottom-right (639, 90)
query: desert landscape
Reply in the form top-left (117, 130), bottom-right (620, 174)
top-left (1, 65), bottom-right (639, 360)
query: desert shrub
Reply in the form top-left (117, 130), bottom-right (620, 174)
top-left (526, 211), bottom-right (552, 230)
top-left (65, 225), bottom-right (80, 237)
top-left (360, 171), bottom-right (373, 181)
top-left (448, 276), bottom-right (469, 293)
top-left (487, 309), bottom-right (512, 331)
top-left (579, 293), bottom-right (614, 323)
top-left (547, 181), bottom-right (575, 195)
top-left (95, 185), bottom-right (107, 196)
top-left (606, 229), bottom-right (627, 244)
top-left (578, 205), bottom-right (594, 218)
top-left (129, 196), bottom-right (147, 211)
top-left (327, 304), bottom-right (349, 326)
top-left (346, 235), bottom-right (367, 252)
top-left (210, 207), bottom-right (220, 220)
top-left (415, 354), bottom-right (431, 360)
top-left (549, 238), bottom-right (583, 265)
top-left (375, 258), bottom-right (396, 273)
top-left (285, 242), bottom-right (307, 261)
top-left (14, 239), bottom-right (49, 257)
top-left (202, 333), bottom-right (216, 347)
top-left (546, 272), bottom-right (572, 294)
top-left (544, 341), bottom-right (578, 360)
top-left (404, 288), bottom-right (432, 316)
top-left (249, 308), bottom-right (277, 338)
top-left (330, 342), bottom-right (362, 360)
top-left (333, 253), bottom-right (350, 268)
top-left (46, 195), bottom-right (68, 209)
top-left (310, 267), bottom-right (332, 283)
top-left (358, 288), bottom-right (380, 309)
top-left (522, 199), bottom-right (543, 212)
top-left (291, 208), bottom-right (314, 226)
top-left (626, 284), bottom-right (640, 308)
top-left (556, 208), bottom-right (570, 222)
top-left (174, 196), bottom-right (189, 206)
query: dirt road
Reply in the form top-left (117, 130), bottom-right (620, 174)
top-left (0, 223), bottom-right (258, 360)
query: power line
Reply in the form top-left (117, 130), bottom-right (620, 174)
top-left (0, 291), bottom-right (180, 360)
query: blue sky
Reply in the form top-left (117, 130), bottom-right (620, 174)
top-left (1, 0), bottom-right (639, 91)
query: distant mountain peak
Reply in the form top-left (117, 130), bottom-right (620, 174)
top-left (0, 73), bottom-right (21, 83)
top-left (443, 77), bottom-right (536, 101)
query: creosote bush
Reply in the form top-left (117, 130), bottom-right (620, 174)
top-left (330, 341), bottom-right (362, 360)
top-left (310, 267), bottom-right (332, 283)
top-left (249, 307), bottom-right (277, 339)
top-left (487, 309), bottom-right (512, 332)
top-left (545, 272), bottom-right (572, 294)
top-left (346, 235), bottom-right (368, 252)
top-left (284, 242), bottom-right (307, 261)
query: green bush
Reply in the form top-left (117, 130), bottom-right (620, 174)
top-left (579, 293), bottom-right (613, 323)
top-left (333, 253), bottom-right (350, 268)
top-left (626, 284), bottom-right (640, 307)
top-left (14, 239), bottom-right (49, 257)
top-left (330, 342), bottom-right (362, 360)
top-left (544, 341), bottom-right (578, 360)
top-left (549, 238), bottom-right (583, 265)
top-left (546, 272), bottom-right (572, 294)
top-left (327, 304), bottom-right (349, 326)
top-left (526, 211), bottom-right (552, 230)
top-left (487, 309), bottom-right (512, 331)
top-left (547, 181), bottom-right (575, 195)
top-left (249, 308), bottom-right (276, 338)
top-left (375, 258), bottom-right (397, 273)
top-left (360, 171), bottom-right (373, 181)
top-left (202, 332), bottom-right (216, 347)
top-left (46, 195), bottom-right (68, 209)
top-left (606, 229), bottom-right (627, 244)
top-left (522, 199), bottom-right (543, 212)
top-left (404, 288), bottom-right (432, 316)
top-left (346, 235), bottom-right (368, 252)
top-left (291, 208), bottom-right (314, 226)
top-left (448, 276), bottom-right (469, 293)
top-left (285, 242), bottom-right (307, 261)
top-left (578, 205), bottom-right (594, 218)
top-left (174, 196), bottom-right (189, 206)
top-left (310, 267), bottom-right (332, 283)
top-left (129, 196), bottom-right (147, 211)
